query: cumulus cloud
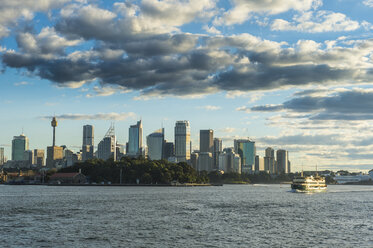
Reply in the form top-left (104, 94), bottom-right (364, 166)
top-left (0, 0), bottom-right (71, 38)
top-left (2, 2), bottom-right (373, 99)
top-left (14, 81), bottom-right (30, 86)
top-left (271, 11), bottom-right (361, 33)
top-left (41, 112), bottom-right (136, 121)
top-left (363, 0), bottom-right (373, 7)
top-left (214, 0), bottom-right (321, 26)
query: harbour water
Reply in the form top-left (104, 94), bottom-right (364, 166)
top-left (0, 184), bottom-right (372, 247)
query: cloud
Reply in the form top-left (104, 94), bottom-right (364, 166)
top-left (197, 105), bottom-right (221, 111)
top-left (86, 85), bottom-right (131, 98)
top-left (41, 112), bottom-right (136, 121)
top-left (214, 0), bottom-right (321, 26)
top-left (363, 0), bottom-right (373, 7)
top-left (2, 2), bottom-right (373, 99)
top-left (219, 127), bottom-right (236, 133)
top-left (271, 11), bottom-right (361, 33)
top-left (249, 88), bottom-right (373, 120)
top-left (14, 81), bottom-right (30, 86)
top-left (0, 0), bottom-right (71, 39)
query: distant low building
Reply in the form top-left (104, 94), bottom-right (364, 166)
top-left (49, 172), bottom-right (87, 184)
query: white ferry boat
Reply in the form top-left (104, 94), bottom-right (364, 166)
top-left (291, 171), bottom-right (327, 193)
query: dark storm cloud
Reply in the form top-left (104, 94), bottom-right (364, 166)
top-left (248, 89), bottom-right (373, 120)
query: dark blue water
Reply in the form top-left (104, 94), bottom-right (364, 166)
top-left (0, 184), bottom-right (372, 247)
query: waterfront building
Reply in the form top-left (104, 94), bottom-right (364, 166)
top-left (34, 149), bottom-right (45, 166)
top-left (82, 125), bottom-right (94, 161)
top-left (174, 121), bottom-right (191, 162)
top-left (276, 149), bottom-right (289, 174)
top-left (200, 129), bottom-right (213, 153)
top-left (255, 155), bottom-right (265, 172)
top-left (264, 147), bottom-right (276, 174)
top-left (333, 173), bottom-right (371, 184)
top-left (213, 138), bottom-right (222, 170)
top-left (0, 147), bottom-right (5, 165)
top-left (198, 152), bottom-right (213, 172)
top-left (97, 125), bottom-right (116, 161)
top-left (234, 139), bottom-right (256, 173)
top-left (163, 141), bottom-right (174, 160)
top-left (147, 128), bottom-right (164, 160)
top-left (128, 120), bottom-right (143, 156)
top-left (12, 134), bottom-right (29, 161)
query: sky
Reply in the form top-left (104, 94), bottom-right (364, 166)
top-left (1, 0), bottom-right (373, 172)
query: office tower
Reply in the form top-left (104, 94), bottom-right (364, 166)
top-left (82, 125), bottom-right (94, 161)
top-left (97, 125), bottom-right (116, 161)
top-left (0, 147), bottom-right (4, 165)
top-left (163, 141), bottom-right (174, 160)
top-left (191, 152), bottom-right (199, 170)
top-left (64, 149), bottom-right (79, 167)
top-left (213, 138), bottom-right (222, 170)
top-left (198, 152), bottom-right (213, 172)
top-left (264, 147), bottom-right (276, 174)
top-left (277, 149), bottom-right (289, 174)
top-left (255, 155), bottom-right (265, 172)
top-left (23, 150), bottom-right (34, 165)
top-left (12, 134), bottom-right (29, 161)
top-left (234, 139), bottom-right (256, 173)
top-left (218, 148), bottom-right (241, 173)
top-left (200, 129), bottom-right (213, 153)
top-left (288, 161), bottom-right (291, 174)
top-left (34, 149), bottom-right (45, 166)
top-left (147, 128), bottom-right (164, 160)
top-left (128, 120), bottom-right (143, 156)
top-left (46, 146), bottom-right (64, 168)
top-left (174, 121), bottom-right (191, 162)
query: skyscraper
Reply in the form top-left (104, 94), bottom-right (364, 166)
top-left (34, 149), bottom-right (45, 166)
top-left (97, 124), bottom-right (116, 161)
top-left (12, 134), bottom-right (29, 161)
top-left (200, 129), bottom-right (213, 153)
top-left (174, 121), bottom-right (191, 162)
top-left (82, 125), bottom-right (94, 161)
top-left (264, 147), bottom-right (276, 174)
top-left (0, 147), bottom-right (4, 165)
top-left (128, 120), bottom-right (143, 156)
top-left (163, 141), bottom-right (174, 160)
top-left (213, 138), bottom-right (222, 170)
top-left (218, 147), bottom-right (241, 173)
top-left (255, 155), bottom-right (265, 172)
top-left (147, 128), bottom-right (164, 160)
top-left (277, 149), bottom-right (289, 174)
top-left (234, 139), bottom-right (256, 173)
top-left (198, 152), bottom-right (213, 172)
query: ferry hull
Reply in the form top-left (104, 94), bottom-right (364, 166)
top-left (291, 183), bottom-right (327, 193)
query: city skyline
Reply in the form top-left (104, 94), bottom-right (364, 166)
top-left (1, 1), bottom-right (373, 171)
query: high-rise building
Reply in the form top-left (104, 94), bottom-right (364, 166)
top-left (198, 152), bottom-right (213, 172)
top-left (128, 120), bottom-right (143, 156)
top-left (97, 125), bottom-right (116, 161)
top-left (234, 139), bottom-right (256, 173)
top-left (174, 121), bottom-right (191, 162)
top-left (213, 138), bottom-right (222, 170)
top-left (255, 155), bottom-right (265, 172)
top-left (34, 149), bottom-right (45, 166)
top-left (200, 129), bottom-right (213, 153)
top-left (23, 150), bottom-right (34, 165)
top-left (264, 147), bottom-right (276, 174)
top-left (12, 134), bottom-right (29, 161)
top-left (163, 141), bottom-right (174, 160)
top-left (218, 148), bottom-right (241, 173)
top-left (46, 146), bottom-right (64, 168)
top-left (277, 149), bottom-right (289, 174)
top-left (191, 152), bottom-right (199, 171)
top-left (147, 128), bottom-right (164, 160)
top-left (82, 125), bottom-right (94, 161)
top-left (0, 147), bottom-right (4, 165)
